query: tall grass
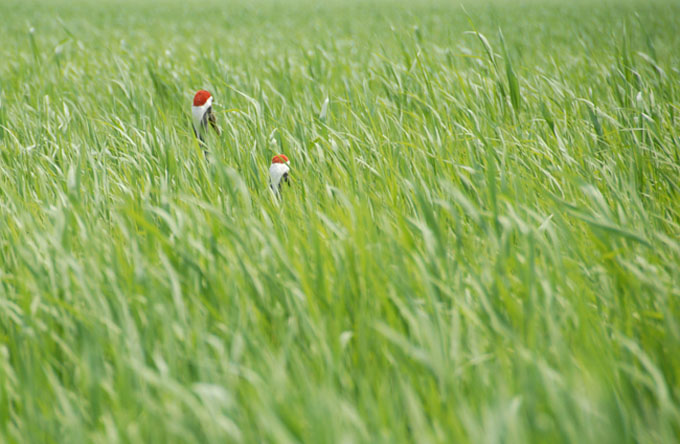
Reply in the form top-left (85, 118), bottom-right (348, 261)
top-left (1, 0), bottom-right (679, 442)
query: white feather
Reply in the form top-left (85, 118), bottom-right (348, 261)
top-left (191, 96), bottom-right (213, 136)
top-left (269, 162), bottom-right (290, 191)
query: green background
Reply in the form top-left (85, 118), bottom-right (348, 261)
top-left (0, 0), bottom-right (679, 442)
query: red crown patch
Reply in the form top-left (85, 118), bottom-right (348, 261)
top-left (272, 154), bottom-right (289, 164)
top-left (193, 90), bottom-right (212, 107)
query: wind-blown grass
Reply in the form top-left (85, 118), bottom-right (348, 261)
top-left (1, 0), bottom-right (679, 442)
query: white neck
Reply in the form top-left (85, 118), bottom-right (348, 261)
top-left (191, 97), bottom-right (213, 132)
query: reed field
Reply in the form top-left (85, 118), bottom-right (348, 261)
top-left (1, 0), bottom-right (679, 442)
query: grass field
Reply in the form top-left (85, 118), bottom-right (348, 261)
top-left (1, 0), bottom-right (680, 442)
